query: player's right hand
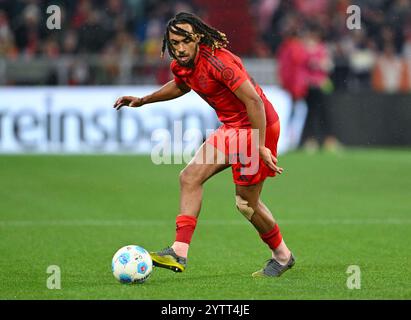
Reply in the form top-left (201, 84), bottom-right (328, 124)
top-left (113, 96), bottom-right (144, 110)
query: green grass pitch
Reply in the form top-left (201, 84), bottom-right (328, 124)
top-left (0, 148), bottom-right (410, 299)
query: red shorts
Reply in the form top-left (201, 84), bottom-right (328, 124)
top-left (206, 121), bottom-right (280, 186)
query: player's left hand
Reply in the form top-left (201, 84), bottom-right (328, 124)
top-left (259, 147), bottom-right (283, 174)
top-left (113, 96), bottom-right (144, 110)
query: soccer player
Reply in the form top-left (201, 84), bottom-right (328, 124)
top-left (113, 12), bottom-right (295, 277)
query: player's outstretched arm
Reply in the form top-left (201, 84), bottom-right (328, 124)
top-left (113, 80), bottom-right (191, 110)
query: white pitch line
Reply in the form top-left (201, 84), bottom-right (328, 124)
top-left (0, 218), bottom-right (410, 227)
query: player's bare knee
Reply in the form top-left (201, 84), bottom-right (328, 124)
top-left (235, 195), bottom-right (255, 220)
top-left (179, 166), bottom-right (201, 188)
top-left (179, 168), bottom-right (192, 187)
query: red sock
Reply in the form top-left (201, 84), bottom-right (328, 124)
top-left (175, 215), bottom-right (197, 244)
top-left (259, 224), bottom-right (283, 250)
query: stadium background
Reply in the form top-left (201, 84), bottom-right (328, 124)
top-left (0, 0), bottom-right (410, 300)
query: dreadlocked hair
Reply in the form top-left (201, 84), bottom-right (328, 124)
top-left (161, 12), bottom-right (229, 59)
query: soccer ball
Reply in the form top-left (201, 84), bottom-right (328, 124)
top-left (111, 245), bottom-right (153, 284)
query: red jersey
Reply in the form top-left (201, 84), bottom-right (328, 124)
top-left (171, 44), bottom-right (278, 128)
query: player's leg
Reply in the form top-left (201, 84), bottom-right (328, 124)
top-left (255, 199), bottom-right (292, 263)
top-left (172, 142), bottom-right (228, 256)
top-left (150, 141), bottom-right (230, 272)
top-left (179, 141), bottom-right (229, 218)
top-left (235, 182), bottom-right (294, 277)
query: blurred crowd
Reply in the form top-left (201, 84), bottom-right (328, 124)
top-left (253, 0), bottom-right (411, 93)
top-left (0, 0), bottom-right (197, 84)
top-left (0, 0), bottom-right (195, 58)
top-left (1, 0), bottom-right (411, 92)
